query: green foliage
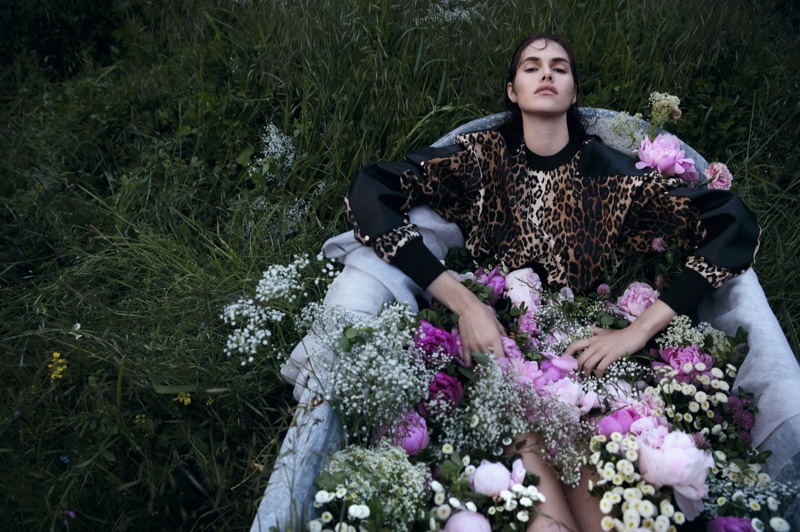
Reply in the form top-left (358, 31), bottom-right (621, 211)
top-left (1, 0), bottom-right (798, 529)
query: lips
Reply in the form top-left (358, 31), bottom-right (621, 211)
top-left (535, 84), bottom-right (558, 94)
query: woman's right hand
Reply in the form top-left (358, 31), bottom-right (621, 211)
top-left (426, 272), bottom-right (507, 366)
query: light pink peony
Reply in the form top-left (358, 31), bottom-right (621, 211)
top-left (468, 460), bottom-right (512, 497)
top-left (389, 410), bottom-right (429, 456)
top-left (636, 134), bottom-right (699, 182)
top-left (509, 458), bottom-right (526, 486)
top-left (444, 510), bottom-right (492, 531)
top-left (705, 162), bottom-right (733, 190)
top-left (636, 430), bottom-right (714, 520)
top-left (617, 281), bottom-right (659, 322)
top-left (504, 268), bottom-right (543, 313)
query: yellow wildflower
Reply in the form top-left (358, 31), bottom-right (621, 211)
top-left (173, 392), bottom-right (192, 406)
top-left (48, 351), bottom-right (68, 380)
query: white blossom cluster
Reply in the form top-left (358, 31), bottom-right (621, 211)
top-left (247, 122), bottom-right (296, 185)
top-left (220, 254), bottom-right (337, 363)
top-left (435, 360), bottom-right (590, 485)
top-left (705, 457), bottom-right (798, 530)
top-left (609, 111), bottom-right (645, 152)
top-left (425, 0), bottom-right (476, 25)
top-left (536, 299), bottom-right (594, 355)
top-left (648, 92), bottom-right (681, 128)
top-left (312, 443), bottom-right (430, 531)
top-left (428, 464), bottom-right (546, 530)
top-left (589, 433), bottom-right (688, 531)
top-left (655, 315), bottom-right (707, 349)
top-left (323, 303), bottom-right (435, 437)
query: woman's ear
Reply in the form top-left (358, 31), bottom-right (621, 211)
top-left (507, 82), bottom-right (518, 103)
top-left (571, 89), bottom-right (577, 105)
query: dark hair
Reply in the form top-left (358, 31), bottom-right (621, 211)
top-left (502, 33), bottom-right (590, 144)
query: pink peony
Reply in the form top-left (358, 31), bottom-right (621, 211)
top-left (504, 268), bottom-right (543, 313)
top-left (415, 320), bottom-right (458, 363)
top-left (597, 407), bottom-right (640, 437)
top-left (509, 458), bottom-right (526, 485)
top-left (390, 410), bottom-right (429, 456)
top-left (475, 265), bottom-right (505, 301)
top-left (658, 345), bottom-right (714, 383)
top-left (617, 281), bottom-right (659, 322)
top-left (705, 162), bottom-right (733, 190)
top-left (444, 510), bottom-right (492, 532)
top-left (468, 460), bottom-right (511, 497)
top-left (419, 372), bottom-right (464, 418)
top-left (636, 430), bottom-right (714, 521)
top-left (501, 336), bottom-right (523, 359)
top-left (636, 134), bottom-right (699, 182)
top-left (707, 516), bottom-right (754, 532)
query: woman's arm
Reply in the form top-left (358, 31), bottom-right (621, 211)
top-left (427, 272), bottom-right (507, 366)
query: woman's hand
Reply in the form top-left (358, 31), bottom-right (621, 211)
top-left (427, 272), bottom-right (506, 367)
top-left (564, 300), bottom-right (677, 378)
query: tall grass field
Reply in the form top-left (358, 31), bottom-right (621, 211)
top-left (1, 0), bottom-right (798, 529)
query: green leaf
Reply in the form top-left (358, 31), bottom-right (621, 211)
top-left (471, 351), bottom-right (491, 365)
top-left (175, 125), bottom-right (195, 137)
top-left (236, 146), bottom-right (255, 165)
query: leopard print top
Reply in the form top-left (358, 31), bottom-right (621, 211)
top-left (346, 129), bottom-right (756, 296)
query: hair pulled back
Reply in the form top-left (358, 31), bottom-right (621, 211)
top-left (503, 33), bottom-right (590, 144)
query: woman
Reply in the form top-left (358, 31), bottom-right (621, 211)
top-left (344, 33), bottom-right (760, 530)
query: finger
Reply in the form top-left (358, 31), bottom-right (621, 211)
top-left (565, 338), bottom-right (590, 357)
top-left (462, 352), bottom-right (473, 367)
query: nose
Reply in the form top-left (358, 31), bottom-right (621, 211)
top-left (541, 71), bottom-right (553, 82)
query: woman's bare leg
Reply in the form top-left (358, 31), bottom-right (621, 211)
top-left (515, 435), bottom-right (579, 532)
top-left (562, 467), bottom-right (604, 532)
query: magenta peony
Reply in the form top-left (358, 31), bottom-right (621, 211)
top-left (390, 410), bottom-right (430, 456)
top-left (617, 281), bottom-right (659, 322)
top-left (468, 460), bottom-right (511, 497)
top-left (636, 430), bottom-right (714, 520)
top-left (705, 162), bottom-right (733, 190)
top-left (636, 134), bottom-right (699, 182)
top-left (419, 372), bottom-right (464, 418)
top-left (707, 516), bottom-right (754, 532)
top-left (415, 320), bottom-right (458, 362)
top-left (658, 345), bottom-right (714, 383)
top-left (444, 510), bottom-right (492, 531)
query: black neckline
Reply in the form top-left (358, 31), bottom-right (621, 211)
top-left (524, 140), bottom-right (579, 171)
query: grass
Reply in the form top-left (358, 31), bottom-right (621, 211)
top-left (1, 0), bottom-right (798, 529)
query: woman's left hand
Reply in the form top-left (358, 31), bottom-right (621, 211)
top-left (564, 326), bottom-right (649, 378)
top-left (563, 299), bottom-right (677, 378)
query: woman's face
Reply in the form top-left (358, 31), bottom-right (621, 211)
top-left (506, 39), bottom-right (576, 119)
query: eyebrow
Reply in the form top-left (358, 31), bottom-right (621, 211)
top-left (520, 56), bottom-right (570, 65)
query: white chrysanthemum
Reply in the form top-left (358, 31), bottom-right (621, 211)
top-left (442, 443), bottom-right (454, 454)
top-left (309, 519), bottom-right (323, 532)
top-left (769, 517), bottom-right (790, 532)
top-left (433, 492), bottom-right (445, 505)
top-left (638, 500), bottom-right (655, 518)
top-left (600, 515), bottom-right (615, 531)
top-left (751, 517), bottom-right (765, 531)
top-left (434, 504), bottom-right (451, 521)
top-left (673, 511), bottom-right (685, 525)
top-left (517, 510), bottom-right (530, 522)
top-left (599, 498), bottom-right (614, 514)
top-left (465, 501), bottom-right (477, 512)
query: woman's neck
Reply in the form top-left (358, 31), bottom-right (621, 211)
top-left (521, 115), bottom-right (570, 156)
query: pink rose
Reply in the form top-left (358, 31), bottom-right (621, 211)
top-left (636, 430), bottom-right (714, 520)
top-left (444, 510), bottom-right (492, 531)
top-left (707, 516), bottom-right (754, 532)
top-left (636, 134), bottom-right (699, 182)
top-left (468, 460), bottom-right (511, 497)
top-left (658, 345), bottom-right (714, 383)
top-left (504, 268), bottom-right (543, 313)
top-left (705, 162), bottom-right (733, 190)
top-left (617, 281), bottom-right (659, 322)
top-left (390, 410), bottom-right (429, 456)
top-left (419, 372), bottom-right (464, 418)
